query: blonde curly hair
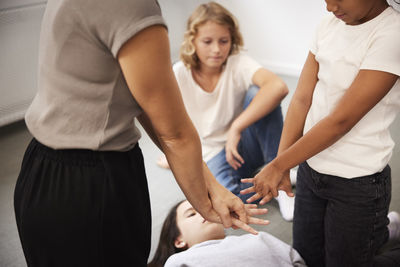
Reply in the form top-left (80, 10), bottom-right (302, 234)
top-left (180, 2), bottom-right (244, 69)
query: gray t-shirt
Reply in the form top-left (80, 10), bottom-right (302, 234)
top-left (164, 232), bottom-right (307, 267)
top-left (25, 0), bottom-right (166, 151)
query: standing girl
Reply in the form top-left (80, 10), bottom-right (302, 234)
top-left (158, 2), bottom-right (295, 220)
top-left (241, 0), bottom-right (400, 266)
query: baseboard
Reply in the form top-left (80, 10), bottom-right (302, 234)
top-left (260, 60), bottom-right (302, 78)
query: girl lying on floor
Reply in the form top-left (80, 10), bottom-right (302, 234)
top-left (148, 200), bottom-right (306, 267)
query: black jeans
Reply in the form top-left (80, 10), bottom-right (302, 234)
top-left (293, 162), bottom-right (393, 267)
top-left (14, 138), bottom-right (151, 267)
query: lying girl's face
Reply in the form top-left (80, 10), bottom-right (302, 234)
top-left (325, 0), bottom-right (388, 25)
top-left (175, 200), bottom-right (225, 248)
top-left (193, 20), bottom-right (232, 70)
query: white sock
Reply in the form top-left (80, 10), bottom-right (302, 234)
top-left (275, 190), bottom-right (295, 222)
top-left (388, 211), bottom-right (400, 241)
top-left (290, 168), bottom-right (297, 186)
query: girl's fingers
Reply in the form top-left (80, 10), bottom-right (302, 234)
top-left (271, 187), bottom-right (279, 198)
top-left (248, 216), bottom-right (270, 226)
top-left (278, 183), bottom-right (295, 197)
top-left (241, 178), bottom-right (254, 184)
top-left (240, 186), bottom-right (255, 195)
top-left (244, 204), bottom-right (258, 209)
top-left (246, 192), bottom-right (262, 203)
top-left (233, 160), bottom-right (241, 170)
top-left (226, 154), bottom-right (241, 170)
top-left (232, 150), bottom-right (244, 164)
top-left (231, 217), bottom-right (258, 235)
top-left (247, 208), bottom-right (268, 216)
top-left (259, 193), bottom-right (274, 205)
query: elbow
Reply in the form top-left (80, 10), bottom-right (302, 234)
top-left (326, 115), bottom-right (355, 137)
top-left (258, 79), bottom-right (288, 103)
top-left (281, 83), bottom-right (289, 99)
top-left (158, 124), bottom-right (200, 150)
top-left (275, 81), bottom-right (289, 102)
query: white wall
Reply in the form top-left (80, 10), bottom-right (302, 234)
top-left (0, 1), bottom-right (46, 127)
top-left (218, 0), bottom-right (327, 76)
top-left (159, 0), bottom-right (328, 77)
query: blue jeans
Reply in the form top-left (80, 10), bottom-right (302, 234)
top-left (206, 85), bottom-right (283, 202)
top-left (293, 161), bottom-right (394, 267)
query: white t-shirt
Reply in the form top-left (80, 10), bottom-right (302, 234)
top-left (173, 53), bottom-right (262, 161)
top-left (304, 7), bottom-right (400, 178)
top-left (164, 232), bottom-right (306, 267)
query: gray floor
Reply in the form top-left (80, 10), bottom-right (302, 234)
top-left (1, 75), bottom-right (399, 266)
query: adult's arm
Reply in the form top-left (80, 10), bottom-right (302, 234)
top-left (226, 68), bottom-right (289, 169)
top-left (243, 53), bottom-right (398, 204)
top-left (118, 25), bottom-right (267, 231)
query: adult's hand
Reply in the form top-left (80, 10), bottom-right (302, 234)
top-left (225, 126), bottom-right (244, 170)
top-left (230, 204), bottom-right (269, 231)
top-left (240, 161), bottom-right (294, 205)
top-left (204, 164), bottom-right (269, 234)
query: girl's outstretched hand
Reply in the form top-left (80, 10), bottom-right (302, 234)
top-left (240, 162), bottom-right (294, 205)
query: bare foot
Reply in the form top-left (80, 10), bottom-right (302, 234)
top-left (156, 154), bottom-right (170, 169)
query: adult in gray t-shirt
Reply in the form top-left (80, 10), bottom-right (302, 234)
top-left (25, 0), bottom-right (163, 151)
top-left (15, 0), bottom-right (264, 266)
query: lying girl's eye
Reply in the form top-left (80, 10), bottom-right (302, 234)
top-left (188, 212), bottom-right (196, 217)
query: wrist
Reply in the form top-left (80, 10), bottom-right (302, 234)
top-left (269, 157), bottom-right (287, 175)
top-left (191, 197), bottom-right (214, 218)
top-left (231, 120), bottom-right (245, 134)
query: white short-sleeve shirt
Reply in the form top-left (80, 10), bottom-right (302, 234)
top-left (173, 53), bottom-right (262, 161)
top-left (305, 7), bottom-right (400, 178)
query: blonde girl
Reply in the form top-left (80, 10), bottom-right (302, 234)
top-left (159, 2), bottom-right (294, 219)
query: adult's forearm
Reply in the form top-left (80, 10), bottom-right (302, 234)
top-left (159, 126), bottom-right (211, 213)
top-left (137, 113), bottom-right (162, 150)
